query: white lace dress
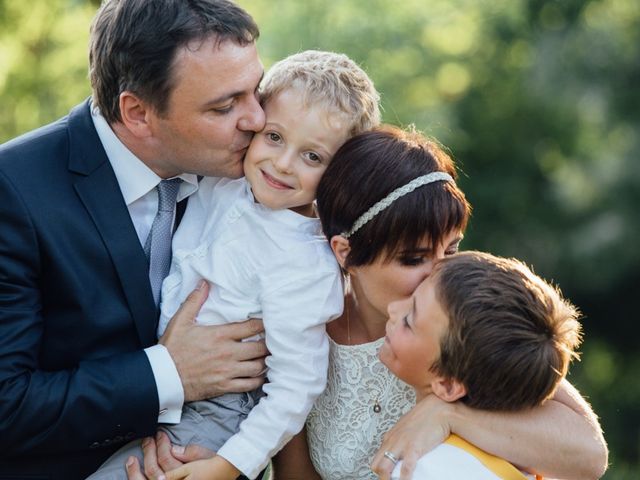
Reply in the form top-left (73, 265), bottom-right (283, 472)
top-left (306, 337), bottom-right (416, 479)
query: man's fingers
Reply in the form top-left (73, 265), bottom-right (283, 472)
top-left (225, 375), bottom-right (266, 392)
top-left (220, 318), bottom-right (265, 341)
top-left (155, 431), bottom-right (182, 471)
top-left (172, 443), bottom-right (216, 463)
top-left (141, 436), bottom-right (164, 478)
top-left (234, 339), bottom-right (269, 362)
top-left (125, 456), bottom-right (146, 480)
top-left (239, 357), bottom-right (267, 378)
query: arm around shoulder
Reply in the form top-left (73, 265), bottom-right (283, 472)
top-left (446, 379), bottom-right (608, 479)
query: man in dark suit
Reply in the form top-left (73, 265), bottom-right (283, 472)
top-left (0, 1), bottom-right (268, 478)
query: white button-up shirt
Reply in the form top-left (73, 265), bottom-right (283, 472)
top-left (159, 177), bottom-right (343, 478)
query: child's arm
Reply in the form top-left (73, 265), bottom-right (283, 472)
top-left (212, 261), bottom-right (342, 478)
top-left (372, 379), bottom-right (607, 480)
top-left (272, 427), bottom-right (322, 480)
top-left (163, 455), bottom-right (239, 480)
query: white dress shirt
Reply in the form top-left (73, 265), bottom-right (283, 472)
top-left (159, 177), bottom-right (343, 478)
top-left (91, 105), bottom-right (198, 423)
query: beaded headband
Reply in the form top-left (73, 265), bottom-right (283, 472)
top-left (340, 171), bottom-right (455, 239)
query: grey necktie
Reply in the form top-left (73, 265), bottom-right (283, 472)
top-left (144, 178), bottom-right (182, 305)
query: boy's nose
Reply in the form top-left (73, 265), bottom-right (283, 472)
top-left (386, 299), bottom-right (403, 326)
top-left (274, 153), bottom-right (293, 173)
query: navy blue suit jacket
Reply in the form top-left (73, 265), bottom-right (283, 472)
top-left (0, 101), bottom-right (162, 479)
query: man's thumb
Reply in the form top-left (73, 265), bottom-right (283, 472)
top-left (162, 280), bottom-right (209, 335)
top-left (178, 280), bottom-right (209, 320)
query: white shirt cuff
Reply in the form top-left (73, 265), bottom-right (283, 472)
top-left (144, 344), bottom-right (184, 424)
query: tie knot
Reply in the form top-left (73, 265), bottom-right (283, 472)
top-left (157, 178), bottom-right (182, 212)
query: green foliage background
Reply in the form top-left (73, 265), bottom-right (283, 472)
top-left (1, 0), bottom-right (638, 477)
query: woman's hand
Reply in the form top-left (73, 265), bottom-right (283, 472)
top-left (371, 394), bottom-right (453, 480)
top-left (372, 380), bottom-right (608, 480)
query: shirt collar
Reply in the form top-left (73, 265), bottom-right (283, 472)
top-left (90, 103), bottom-right (198, 205)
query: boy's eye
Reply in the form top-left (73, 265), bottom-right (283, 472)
top-left (304, 151), bottom-right (322, 163)
top-left (402, 315), bottom-right (410, 328)
top-left (266, 132), bottom-right (282, 143)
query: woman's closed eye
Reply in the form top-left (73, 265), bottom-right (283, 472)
top-left (399, 255), bottom-right (426, 267)
top-left (445, 237), bottom-right (463, 256)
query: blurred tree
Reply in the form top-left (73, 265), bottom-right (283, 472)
top-left (1, 0), bottom-right (638, 477)
top-left (0, 0), bottom-right (94, 139)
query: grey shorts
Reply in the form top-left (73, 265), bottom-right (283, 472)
top-left (86, 389), bottom-right (263, 480)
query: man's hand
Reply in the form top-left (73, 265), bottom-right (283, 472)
top-left (159, 281), bottom-right (268, 401)
top-left (125, 432), bottom-right (215, 480)
top-left (371, 394), bottom-right (453, 480)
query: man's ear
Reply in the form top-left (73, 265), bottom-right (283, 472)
top-left (431, 376), bottom-right (467, 403)
top-left (118, 91), bottom-right (153, 138)
top-left (329, 235), bottom-right (350, 269)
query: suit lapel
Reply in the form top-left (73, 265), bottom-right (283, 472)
top-left (68, 100), bottom-right (158, 347)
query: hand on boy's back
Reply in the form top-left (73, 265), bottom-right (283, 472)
top-left (159, 281), bottom-right (269, 402)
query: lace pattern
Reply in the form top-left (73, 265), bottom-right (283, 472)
top-left (306, 337), bottom-right (416, 479)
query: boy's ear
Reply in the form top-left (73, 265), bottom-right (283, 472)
top-left (329, 235), bottom-right (350, 269)
top-left (431, 376), bottom-right (467, 403)
top-left (118, 91), bottom-right (153, 138)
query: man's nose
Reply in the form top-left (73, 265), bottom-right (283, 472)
top-left (238, 94), bottom-right (265, 133)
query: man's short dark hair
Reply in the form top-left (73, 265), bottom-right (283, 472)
top-left (89, 0), bottom-right (259, 124)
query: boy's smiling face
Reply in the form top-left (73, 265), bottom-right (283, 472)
top-left (243, 87), bottom-right (350, 216)
top-left (379, 273), bottom-right (449, 394)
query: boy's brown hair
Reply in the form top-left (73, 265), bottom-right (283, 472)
top-left (430, 251), bottom-right (582, 411)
